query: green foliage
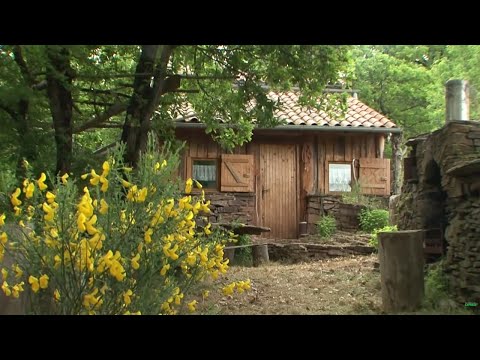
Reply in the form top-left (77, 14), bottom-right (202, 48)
top-left (351, 45), bottom-right (445, 140)
top-left (0, 137), bottom-right (238, 314)
top-left (234, 234), bottom-right (253, 267)
top-left (316, 215), bottom-right (337, 239)
top-left (420, 260), bottom-right (472, 314)
top-left (0, 168), bottom-right (16, 213)
top-left (341, 182), bottom-right (385, 209)
top-left (368, 225), bottom-right (398, 250)
top-left (359, 209), bottom-right (389, 233)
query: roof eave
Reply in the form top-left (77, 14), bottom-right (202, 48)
top-left (174, 122), bottom-right (402, 134)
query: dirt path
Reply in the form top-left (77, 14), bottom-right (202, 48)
top-left (199, 254), bottom-right (383, 315)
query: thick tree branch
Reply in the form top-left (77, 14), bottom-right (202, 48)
top-left (73, 102), bottom-right (128, 134)
top-left (79, 88), bottom-right (131, 98)
top-left (12, 45), bottom-right (35, 86)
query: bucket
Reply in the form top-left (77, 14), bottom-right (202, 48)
top-left (299, 221), bottom-right (308, 236)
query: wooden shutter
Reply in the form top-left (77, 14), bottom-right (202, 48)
top-left (220, 154), bottom-right (254, 192)
top-left (359, 158), bottom-right (391, 195)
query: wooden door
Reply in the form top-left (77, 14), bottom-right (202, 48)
top-left (259, 144), bottom-right (297, 239)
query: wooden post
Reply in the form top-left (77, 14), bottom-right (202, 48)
top-left (379, 230), bottom-right (425, 313)
top-left (252, 244), bottom-right (269, 267)
top-left (224, 248), bottom-right (236, 265)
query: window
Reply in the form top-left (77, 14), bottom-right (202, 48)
top-left (329, 163), bottom-right (352, 192)
top-left (192, 159), bottom-right (218, 189)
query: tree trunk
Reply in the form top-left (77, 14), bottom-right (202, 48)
top-left (379, 230), bottom-right (425, 313)
top-left (391, 132), bottom-right (403, 195)
top-left (252, 244), bottom-right (269, 267)
top-left (46, 46), bottom-right (74, 176)
top-left (121, 45), bottom-right (174, 167)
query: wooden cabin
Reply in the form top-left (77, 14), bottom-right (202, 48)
top-left (174, 91), bottom-right (401, 240)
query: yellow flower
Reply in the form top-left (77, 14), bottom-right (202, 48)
top-left (187, 300), bottom-right (197, 313)
top-left (1, 281), bottom-right (11, 296)
top-left (161, 159), bottom-right (167, 168)
top-left (160, 264), bottom-right (170, 276)
top-left (46, 191), bottom-right (56, 204)
top-left (1, 268), bottom-right (8, 281)
top-left (37, 172), bottom-right (48, 191)
top-left (100, 177), bottom-right (109, 192)
top-left (204, 223), bottom-right (212, 235)
top-left (131, 254), bottom-right (140, 270)
top-left (186, 253), bottom-right (196, 266)
top-left (185, 178), bottom-right (193, 194)
top-left (0, 213), bottom-right (5, 226)
top-left (194, 179), bottom-right (203, 189)
top-left (39, 274), bottom-right (49, 289)
top-left (28, 276), bottom-right (40, 293)
top-left (54, 255), bottom-right (62, 269)
top-left (25, 182), bottom-right (35, 199)
top-left (1, 232), bottom-right (8, 245)
top-left (121, 179), bottom-right (132, 188)
top-left (13, 264), bottom-right (23, 279)
top-left (99, 199), bottom-right (109, 214)
top-left (136, 187), bottom-right (148, 202)
top-left (13, 206), bottom-right (22, 216)
top-left (102, 161), bottom-right (110, 177)
top-left (201, 200), bottom-right (211, 214)
top-left (90, 169), bottom-right (100, 186)
top-left (11, 282), bottom-right (24, 298)
top-left (85, 215), bottom-right (98, 235)
top-left (81, 173), bottom-right (89, 180)
top-left (123, 289), bottom-right (133, 306)
top-left (126, 185), bottom-right (138, 201)
top-left (144, 228), bottom-right (153, 244)
top-left (10, 188), bottom-right (22, 207)
top-left (54, 289), bottom-right (61, 302)
top-left (202, 290), bottom-right (210, 299)
top-left (77, 212), bottom-right (87, 232)
top-left (60, 173), bottom-right (69, 185)
top-left (42, 202), bottom-right (55, 222)
top-left (222, 282), bottom-right (236, 296)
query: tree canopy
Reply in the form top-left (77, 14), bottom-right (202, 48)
top-left (0, 45), bottom-right (350, 175)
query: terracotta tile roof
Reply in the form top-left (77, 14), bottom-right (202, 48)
top-left (173, 91), bottom-right (397, 129)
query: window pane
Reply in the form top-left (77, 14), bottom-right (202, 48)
top-left (329, 163), bottom-right (351, 192)
top-left (193, 160), bottom-right (217, 189)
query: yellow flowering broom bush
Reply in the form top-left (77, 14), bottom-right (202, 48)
top-left (0, 140), bottom-right (240, 314)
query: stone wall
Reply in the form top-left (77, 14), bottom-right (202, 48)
top-left (307, 195), bottom-right (388, 234)
top-left (268, 242), bottom-right (375, 263)
top-left (393, 121), bottom-right (480, 304)
top-left (205, 192), bottom-right (256, 225)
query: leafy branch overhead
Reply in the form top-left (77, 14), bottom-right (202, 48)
top-left (0, 45), bottom-right (350, 173)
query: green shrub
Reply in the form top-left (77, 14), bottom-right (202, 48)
top-left (0, 137), bottom-right (248, 315)
top-left (369, 225), bottom-right (398, 250)
top-left (234, 234), bottom-right (252, 267)
top-left (341, 182), bottom-right (385, 209)
top-left (316, 215), bottom-right (337, 239)
top-left (359, 209), bottom-right (389, 233)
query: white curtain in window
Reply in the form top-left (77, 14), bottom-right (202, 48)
top-left (329, 164), bottom-right (351, 192)
top-left (193, 164), bottom-right (216, 181)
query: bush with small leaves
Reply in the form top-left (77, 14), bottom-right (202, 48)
top-left (316, 215), bottom-right (337, 239)
top-left (359, 209), bottom-right (389, 233)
